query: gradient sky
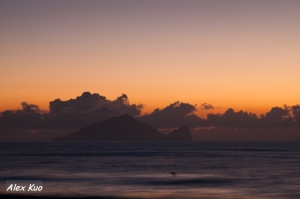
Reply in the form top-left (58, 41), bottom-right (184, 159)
top-left (1, 0), bottom-right (299, 117)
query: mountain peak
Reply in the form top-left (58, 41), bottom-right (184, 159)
top-left (167, 126), bottom-right (193, 141)
top-left (177, 125), bottom-right (189, 131)
top-left (53, 115), bottom-right (193, 141)
top-left (118, 114), bottom-right (133, 119)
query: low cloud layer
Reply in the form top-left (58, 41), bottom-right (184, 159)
top-left (200, 103), bottom-right (214, 110)
top-left (0, 92), bottom-right (143, 131)
top-left (49, 92), bottom-right (142, 118)
top-left (207, 105), bottom-right (299, 128)
top-left (137, 101), bottom-right (205, 128)
top-left (0, 91), bottom-right (300, 141)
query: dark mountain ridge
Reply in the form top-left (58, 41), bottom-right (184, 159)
top-left (53, 114), bottom-right (193, 141)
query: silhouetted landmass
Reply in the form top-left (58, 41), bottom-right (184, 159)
top-left (1, 92), bottom-right (299, 142)
top-left (1, 92), bottom-right (299, 133)
top-left (53, 114), bottom-right (193, 141)
top-left (166, 126), bottom-right (193, 141)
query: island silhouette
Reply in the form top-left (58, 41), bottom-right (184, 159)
top-left (53, 114), bottom-right (193, 141)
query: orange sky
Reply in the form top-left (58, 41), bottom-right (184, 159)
top-left (1, 1), bottom-right (299, 117)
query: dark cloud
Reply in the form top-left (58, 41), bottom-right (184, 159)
top-left (207, 105), bottom-right (299, 128)
top-left (0, 102), bottom-right (44, 130)
top-left (1, 92), bottom-right (299, 142)
top-left (62, 107), bottom-right (77, 113)
top-left (260, 106), bottom-right (292, 127)
top-left (50, 92), bottom-right (142, 118)
top-left (114, 94), bottom-right (129, 105)
top-left (0, 92), bottom-right (143, 131)
top-left (291, 105), bottom-right (300, 126)
top-left (21, 102), bottom-right (41, 113)
top-left (137, 101), bottom-right (206, 128)
top-left (49, 92), bottom-right (106, 114)
top-left (207, 108), bottom-right (260, 128)
top-left (111, 94), bottom-right (143, 117)
top-left (200, 103), bottom-right (214, 110)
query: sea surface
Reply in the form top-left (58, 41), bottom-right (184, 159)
top-left (1, 142), bottom-right (300, 199)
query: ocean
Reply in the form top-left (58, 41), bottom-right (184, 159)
top-left (1, 142), bottom-right (300, 199)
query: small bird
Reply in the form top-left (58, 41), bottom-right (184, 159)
top-left (170, 171), bottom-right (176, 176)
